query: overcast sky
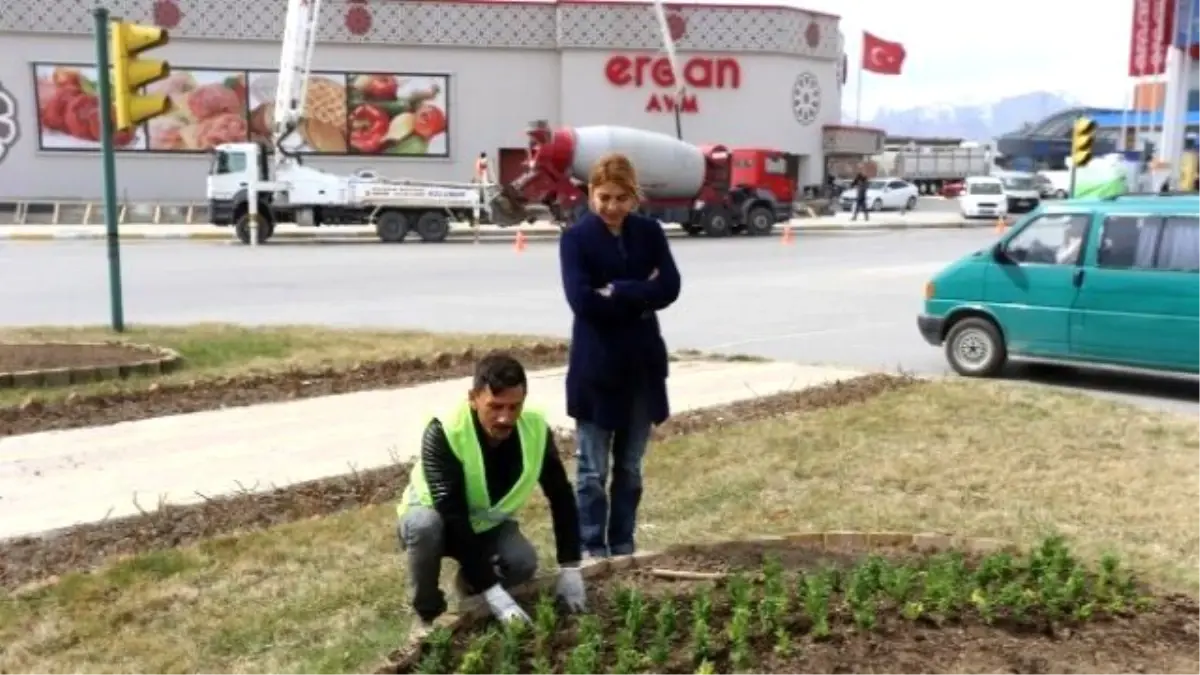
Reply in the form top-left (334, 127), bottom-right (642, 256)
top-left (702, 0), bottom-right (1137, 115)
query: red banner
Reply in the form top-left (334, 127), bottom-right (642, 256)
top-left (1129, 0), bottom-right (1176, 77)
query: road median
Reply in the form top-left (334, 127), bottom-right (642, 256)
top-left (1, 348), bottom-right (1194, 673)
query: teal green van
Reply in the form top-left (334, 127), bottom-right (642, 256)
top-left (918, 194), bottom-right (1200, 377)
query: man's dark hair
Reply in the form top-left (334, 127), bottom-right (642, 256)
top-left (479, 151), bottom-right (487, 158)
top-left (472, 351), bottom-right (527, 393)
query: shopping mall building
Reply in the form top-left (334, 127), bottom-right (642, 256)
top-left (0, 0), bottom-right (884, 202)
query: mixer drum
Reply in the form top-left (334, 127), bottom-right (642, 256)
top-left (570, 126), bottom-right (708, 200)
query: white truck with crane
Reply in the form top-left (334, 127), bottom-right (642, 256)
top-left (204, 0), bottom-right (497, 245)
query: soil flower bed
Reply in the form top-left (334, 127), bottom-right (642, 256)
top-left (389, 536), bottom-right (1197, 674)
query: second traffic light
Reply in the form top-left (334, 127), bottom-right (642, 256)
top-left (110, 20), bottom-right (172, 131)
top-left (1071, 116), bottom-right (1097, 169)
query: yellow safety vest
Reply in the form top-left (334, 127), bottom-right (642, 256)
top-left (398, 403), bottom-right (548, 533)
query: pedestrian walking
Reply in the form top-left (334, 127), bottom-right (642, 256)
top-left (850, 170), bottom-right (869, 221)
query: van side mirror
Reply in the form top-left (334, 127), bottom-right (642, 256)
top-left (992, 242), bottom-right (1012, 264)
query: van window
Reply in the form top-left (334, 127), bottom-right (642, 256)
top-left (1155, 216), bottom-right (1200, 272)
top-left (1005, 213), bottom-right (1091, 265)
top-left (1000, 175), bottom-right (1035, 190)
top-left (1097, 216), bottom-right (1161, 269)
top-left (969, 182), bottom-right (1003, 195)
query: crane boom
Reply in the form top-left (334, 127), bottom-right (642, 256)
top-left (274, 0), bottom-right (323, 167)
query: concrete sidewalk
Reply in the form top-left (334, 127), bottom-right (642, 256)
top-left (0, 213), bottom-right (982, 243)
top-left (0, 359), bottom-right (864, 541)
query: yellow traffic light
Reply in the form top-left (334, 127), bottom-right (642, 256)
top-left (109, 21), bottom-right (171, 131)
top-left (1071, 117), bottom-right (1097, 169)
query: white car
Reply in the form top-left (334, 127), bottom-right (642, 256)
top-left (958, 176), bottom-right (1009, 219)
top-left (840, 178), bottom-right (920, 212)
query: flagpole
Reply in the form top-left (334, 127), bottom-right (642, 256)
top-left (1176, 0), bottom-right (1195, 170)
top-left (1154, 0), bottom-right (1170, 169)
top-left (855, 62), bottom-right (864, 125)
top-left (1119, 83), bottom-right (1131, 151)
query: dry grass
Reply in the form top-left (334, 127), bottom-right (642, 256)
top-left (0, 323), bottom-right (562, 405)
top-left (1, 379), bottom-right (1196, 673)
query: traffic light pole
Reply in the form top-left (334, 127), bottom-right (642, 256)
top-left (1068, 166), bottom-right (1077, 199)
top-left (92, 6), bottom-right (126, 333)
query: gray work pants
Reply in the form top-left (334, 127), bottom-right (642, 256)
top-left (397, 506), bottom-right (539, 622)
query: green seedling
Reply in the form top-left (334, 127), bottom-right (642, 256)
top-left (415, 626), bottom-right (454, 675)
top-left (772, 626), bottom-right (794, 658)
top-left (728, 605), bottom-right (753, 671)
top-left (802, 568), bottom-right (834, 638)
top-left (494, 617), bottom-right (526, 674)
top-left (690, 614), bottom-right (711, 665)
top-left (564, 642), bottom-right (599, 675)
top-left (649, 598), bottom-right (678, 668)
top-left (529, 655), bottom-right (553, 675)
top-left (533, 591), bottom-right (557, 644)
top-left (759, 554), bottom-right (789, 635)
top-left (457, 628), bottom-right (497, 675)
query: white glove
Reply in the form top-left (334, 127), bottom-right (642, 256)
top-left (483, 583), bottom-right (531, 624)
top-left (556, 566), bottom-right (587, 612)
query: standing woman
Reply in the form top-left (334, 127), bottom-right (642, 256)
top-left (558, 152), bottom-right (682, 559)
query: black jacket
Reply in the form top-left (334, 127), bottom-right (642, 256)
top-left (852, 173), bottom-right (869, 200)
top-left (418, 412), bottom-right (581, 590)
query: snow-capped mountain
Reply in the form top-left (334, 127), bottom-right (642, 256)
top-left (850, 91), bottom-right (1084, 141)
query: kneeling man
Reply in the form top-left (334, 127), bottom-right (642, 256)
top-left (396, 352), bottom-right (587, 636)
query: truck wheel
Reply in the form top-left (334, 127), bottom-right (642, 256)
top-left (701, 208), bottom-right (733, 237)
top-left (944, 316), bottom-right (1007, 377)
top-left (235, 212), bottom-right (274, 245)
top-left (744, 206), bottom-right (775, 236)
top-left (415, 211), bottom-right (451, 243)
top-left (375, 210), bottom-right (410, 243)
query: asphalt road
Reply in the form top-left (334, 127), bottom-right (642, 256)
top-left (3, 229), bottom-right (1195, 413)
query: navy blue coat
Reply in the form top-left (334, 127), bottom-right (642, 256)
top-left (559, 212), bottom-right (682, 431)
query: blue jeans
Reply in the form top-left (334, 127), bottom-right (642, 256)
top-left (574, 391), bottom-right (653, 558)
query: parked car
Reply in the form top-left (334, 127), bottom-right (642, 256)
top-left (958, 176), bottom-right (1008, 219)
top-left (839, 178), bottom-right (920, 212)
top-left (918, 194), bottom-right (1200, 378)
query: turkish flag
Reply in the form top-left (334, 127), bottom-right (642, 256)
top-left (862, 31), bottom-right (906, 75)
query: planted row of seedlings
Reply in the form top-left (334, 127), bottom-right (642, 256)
top-left (406, 536), bottom-right (1153, 674)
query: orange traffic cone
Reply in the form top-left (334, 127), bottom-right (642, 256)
top-left (780, 225), bottom-right (794, 245)
top-left (513, 230), bottom-right (527, 253)
top-left (994, 217), bottom-right (1006, 234)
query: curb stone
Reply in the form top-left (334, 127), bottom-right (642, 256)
top-left (378, 529), bottom-right (1019, 673)
top-left (0, 341), bottom-right (183, 389)
top-left (0, 221), bottom-right (988, 243)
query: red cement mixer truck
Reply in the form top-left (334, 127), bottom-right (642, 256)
top-left (491, 121), bottom-right (800, 237)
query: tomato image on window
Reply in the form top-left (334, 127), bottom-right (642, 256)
top-left (346, 73), bottom-right (448, 155)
